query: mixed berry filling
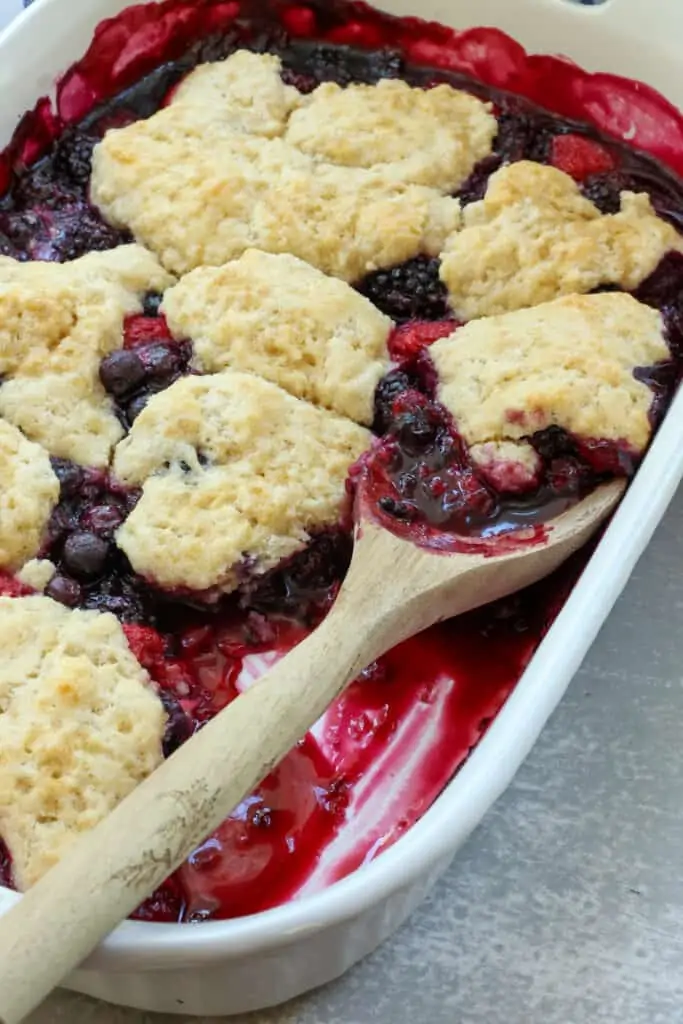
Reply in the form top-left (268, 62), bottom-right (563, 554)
top-left (0, 0), bottom-right (682, 921)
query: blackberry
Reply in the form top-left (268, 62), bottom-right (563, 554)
top-left (52, 128), bottom-right (96, 188)
top-left (0, 210), bottom-right (44, 250)
top-left (494, 112), bottom-right (554, 164)
top-left (55, 212), bottom-right (131, 261)
top-left (300, 45), bottom-right (355, 86)
top-left (373, 369), bottom-right (416, 432)
top-left (456, 155), bottom-right (501, 206)
top-left (82, 574), bottom-right (149, 624)
top-left (582, 173), bottom-right (622, 214)
top-left (357, 256), bottom-right (450, 323)
top-left (529, 426), bottom-right (577, 461)
top-left (364, 48), bottom-right (404, 82)
top-left (12, 164), bottom-right (79, 211)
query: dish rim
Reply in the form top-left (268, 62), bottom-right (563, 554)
top-left (0, 0), bottom-right (681, 974)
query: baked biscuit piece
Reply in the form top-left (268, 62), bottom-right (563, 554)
top-left (0, 245), bottom-right (174, 467)
top-left (172, 50), bottom-right (302, 137)
top-left (90, 51), bottom-right (463, 280)
top-left (431, 292), bottom-right (669, 459)
top-left (285, 78), bottom-right (496, 191)
top-left (113, 371), bottom-right (371, 593)
top-left (0, 421), bottom-right (59, 572)
top-left (162, 250), bottom-right (393, 424)
top-left (0, 596), bottom-right (165, 889)
top-left (439, 162), bottom-right (683, 319)
top-left (91, 117), bottom-right (461, 280)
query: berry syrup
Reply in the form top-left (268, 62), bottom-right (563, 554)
top-left (0, 0), bottom-right (682, 922)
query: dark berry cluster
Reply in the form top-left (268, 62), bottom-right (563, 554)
top-left (357, 256), bottom-right (450, 323)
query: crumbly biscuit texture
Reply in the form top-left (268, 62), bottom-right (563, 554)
top-left (285, 79), bottom-right (496, 190)
top-left (0, 421), bottom-right (59, 572)
top-left (17, 559), bottom-right (57, 592)
top-left (431, 292), bottom-right (669, 453)
top-left (439, 162), bottom-right (683, 318)
top-left (113, 372), bottom-right (370, 592)
top-left (90, 51), bottom-right (463, 280)
top-left (163, 250), bottom-right (392, 424)
top-left (469, 441), bottom-right (541, 495)
top-left (0, 246), bottom-right (174, 466)
top-left (172, 50), bottom-right (302, 137)
top-left (0, 596), bottom-right (165, 889)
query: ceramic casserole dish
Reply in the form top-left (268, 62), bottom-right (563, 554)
top-left (0, 0), bottom-right (681, 1015)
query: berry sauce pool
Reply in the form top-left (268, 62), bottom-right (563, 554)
top-left (0, 0), bottom-right (682, 922)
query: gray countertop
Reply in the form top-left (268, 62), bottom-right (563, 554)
top-left (28, 483), bottom-right (683, 1024)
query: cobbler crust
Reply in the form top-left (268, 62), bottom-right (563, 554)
top-left (173, 50), bottom-right (302, 137)
top-left (439, 162), bottom-right (683, 319)
top-left (90, 51), bottom-right (464, 279)
top-left (285, 78), bottom-right (496, 190)
top-left (0, 595), bottom-right (165, 890)
top-left (113, 371), bottom-right (370, 592)
top-left (0, 421), bottom-right (59, 572)
top-left (0, 245), bottom-right (174, 467)
top-left (431, 292), bottom-right (669, 453)
top-left (162, 249), bottom-right (393, 425)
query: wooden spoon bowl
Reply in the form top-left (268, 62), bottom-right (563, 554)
top-left (0, 479), bottom-right (625, 1023)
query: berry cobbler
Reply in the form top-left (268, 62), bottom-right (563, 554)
top-left (0, 0), bottom-right (682, 922)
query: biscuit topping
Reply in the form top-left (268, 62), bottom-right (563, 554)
top-left (431, 292), bottom-right (669, 456)
top-left (90, 51), bottom-right (482, 279)
top-left (113, 372), bottom-right (370, 593)
top-left (285, 78), bottom-right (496, 190)
top-left (0, 246), bottom-right (174, 467)
top-left (162, 250), bottom-right (393, 425)
top-left (0, 422), bottom-right (59, 572)
top-left (439, 162), bottom-right (683, 318)
top-left (0, 596), bottom-right (165, 889)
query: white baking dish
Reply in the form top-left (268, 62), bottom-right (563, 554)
top-left (0, 0), bottom-right (682, 1015)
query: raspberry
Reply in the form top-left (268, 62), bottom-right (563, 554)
top-left (123, 314), bottom-right (173, 348)
top-left (388, 320), bottom-right (458, 362)
top-left (550, 134), bottom-right (616, 181)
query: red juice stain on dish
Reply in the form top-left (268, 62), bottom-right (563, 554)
top-left (0, 0), bottom-right (682, 923)
top-left (118, 563), bottom-right (574, 922)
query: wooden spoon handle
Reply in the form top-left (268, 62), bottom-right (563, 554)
top-left (0, 578), bottom-right (400, 1024)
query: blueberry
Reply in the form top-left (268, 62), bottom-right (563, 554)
top-left (62, 531), bottom-right (110, 579)
top-left (125, 393), bottom-right (151, 425)
top-left (139, 344), bottom-right (178, 380)
top-left (45, 574), bottom-right (83, 608)
top-left (142, 292), bottom-right (163, 317)
top-left (378, 496), bottom-right (416, 520)
top-left (100, 350), bottom-right (146, 398)
top-left (160, 692), bottom-right (194, 758)
top-left (51, 458), bottom-right (84, 498)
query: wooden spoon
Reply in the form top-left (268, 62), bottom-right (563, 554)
top-left (0, 480), bottom-right (624, 1023)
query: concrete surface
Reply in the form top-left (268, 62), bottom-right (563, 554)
top-left (25, 481), bottom-right (683, 1023)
